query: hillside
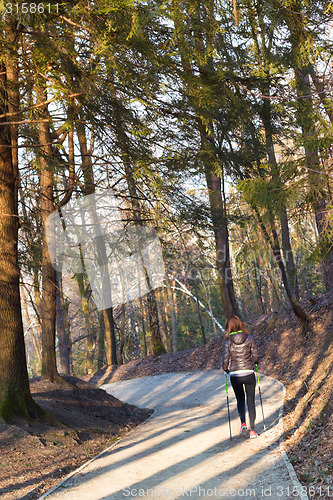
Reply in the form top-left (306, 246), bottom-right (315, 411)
top-left (87, 291), bottom-right (333, 494)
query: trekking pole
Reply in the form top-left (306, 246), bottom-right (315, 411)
top-left (255, 364), bottom-right (266, 431)
top-left (224, 372), bottom-right (232, 441)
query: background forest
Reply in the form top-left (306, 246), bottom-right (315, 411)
top-left (0, 0), bottom-right (332, 417)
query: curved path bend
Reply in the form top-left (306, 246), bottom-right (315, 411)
top-left (40, 371), bottom-right (307, 500)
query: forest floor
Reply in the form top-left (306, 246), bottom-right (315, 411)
top-left (0, 291), bottom-right (332, 499)
top-left (87, 290), bottom-right (333, 497)
top-left (0, 376), bottom-right (152, 500)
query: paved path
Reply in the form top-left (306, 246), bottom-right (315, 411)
top-left (40, 371), bottom-right (307, 500)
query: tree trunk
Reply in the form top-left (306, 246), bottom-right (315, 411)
top-left (0, 54), bottom-right (42, 421)
top-left (102, 307), bottom-right (117, 366)
top-left (127, 296), bottom-right (140, 358)
top-left (97, 311), bottom-right (105, 370)
top-left (145, 288), bottom-right (165, 355)
top-left (204, 168), bottom-right (240, 319)
top-left (156, 289), bottom-right (170, 352)
top-left (21, 286), bottom-right (42, 369)
top-left (295, 69), bottom-right (333, 290)
top-left (308, 64), bottom-right (333, 124)
top-left (37, 83), bottom-right (63, 383)
top-left (117, 304), bottom-right (126, 365)
top-left (268, 258), bottom-right (283, 309)
top-left (284, 3), bottom-right (333, 290)
top-left (138, 294), bottom-right (148, 357)
top-left (33, 263), bottom-right (42, 332)
top-left (253, 258), bottom-right (265, 315)
top-left (124, 164), bottom-right (165, 355)
top-left (172, 1), bottom-right (240, 320)
top-left (54, 93), bottom-right (74, 376)
top-left (200, 274), bottom-right (218, 336)
top-left (76, 271), bottom-right (96, 374)
top-left (260, 80), bottom-right (300, 300)
top-left (76, 119), bottom-right (118, 365)
top-left (162, 297), bottom-right (172, 352)
top-left (23, 280), bottom-right (42, 355)
top-left (255, 207), bottom-right (310, 331)
top-left (166, 276), bottom-right (178, 352)
top-left (192, 279), bottom-right (206, 344)
top-left (55, 271), bottom-right (70, 375)
top-left (108, 89), bottom-right (165, 355)
top-left (280, 207), bottom-right (300, 299)
top-left (5, 19), bottom-right (19, 210)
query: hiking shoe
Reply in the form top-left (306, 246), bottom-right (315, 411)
top-left (249, 430), bottom-right (258, 439)
top-left (239, 423), bottom-right (247, 436)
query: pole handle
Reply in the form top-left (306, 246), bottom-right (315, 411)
top-left (255, 363), bottom-right (260, 385)
top-left (224, 371), bottom-right (229, 395)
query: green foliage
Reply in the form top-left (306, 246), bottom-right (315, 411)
top-left (4, 0), bottom-right (332, 379)
top-left (237, 173), bottom-right (289, 216)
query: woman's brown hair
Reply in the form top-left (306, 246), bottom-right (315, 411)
top-left (225, 315), bottom-right (249, 339)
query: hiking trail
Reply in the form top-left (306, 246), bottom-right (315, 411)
top-left (40, 371), bottom-right (307, 500)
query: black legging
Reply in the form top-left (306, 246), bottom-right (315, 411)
top-left (230, 373), bottom-right (256, 430)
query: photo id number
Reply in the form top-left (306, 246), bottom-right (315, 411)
top-left (4, 3), bottom-right (59, 14)
top-left (277, 485), bottom-right (332, 497)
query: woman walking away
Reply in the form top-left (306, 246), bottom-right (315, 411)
top-left (222, 315), bottom-right (259, 438)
